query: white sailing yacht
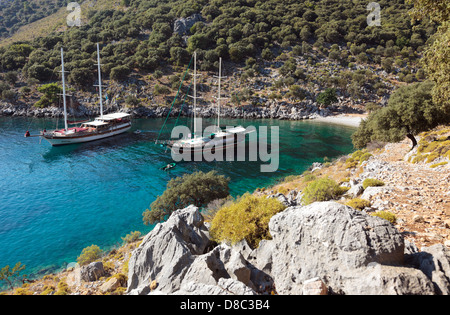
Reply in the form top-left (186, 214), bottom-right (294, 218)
top-left (169, 54), bottom-right (248, 157)
top-left (41, 44), bottom-right (131, 146)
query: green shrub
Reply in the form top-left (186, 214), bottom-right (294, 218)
top-left (77, 245), bottom-right (102, 266)
top-left (210, 193), bottom-right (286, 249)
top-left (302, 177), bottom-right (347, 205)
top-left (303, 174), bottom-right (317, 182)
top-left (359, 152), bottom-right (373, 163)
top-left (371, 211), bottom-right (397, 224)
top-left (121, 231), bottom-right (141, 244)
top-left (54, 280), bottom-right (69, 295)
top-left (430, 161), bottom-right (448, 168)
top-left (346, 198), bottom-right (371, 210)
top-left (143, 171), bottom-right (230, 225)
top-left (362, 178), bottom-right (385, 189)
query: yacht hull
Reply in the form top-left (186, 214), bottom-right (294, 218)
top-left (43, 123), bottom-right (131, 146)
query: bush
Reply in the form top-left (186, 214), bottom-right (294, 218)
top-left (362, 178), bottom-right (385, 189)
top-left (143, 171), bottom-right (230, 225)
top-left (77, 245), bottom-right (102, 266)
top-left (121, 231), bottom-right (141, 244)
top-left (302, 177), bottom-right (347, 205)
top-left (153, 84), bottom-right (171, 96)
top-left (110, 65), bottom-right (131, 82)
top-left (371, 211), bottom-right (397, 224)
top-left (210, 193), bottom-right (286, 249)
top-left (346, 198), bottom-right (371, 210)
top-left (316, 88), bottom-right (337, 107)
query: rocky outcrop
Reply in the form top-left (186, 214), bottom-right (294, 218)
top-left (127, 202), bottom-right (450, 295)
top-left (173, 14), bottom-right (205, 36)
top-left (80, 262), bottom-right (105, 282)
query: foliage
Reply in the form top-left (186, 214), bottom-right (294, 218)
top-left (77, 245), bottom-right (102, 266)
top-left (143, 171), bottom-right (230, 225)
top-left (352, 81), bottom-right (448, 149)
top-left (345, 149), bottom-right (373, 168)
top-left (210, 193), bottom-right (286, 249)
top-left (346, 198), bottom-right (371, 210)
top-left (408, 127), bottom-right (450, 164)
top-left (0, 0), bottom-right (435, 87)
top-left (362, 178), bottom-right (385, 190)
top-left (371, 211), bottom-right (397, 224)
top-left (408, 0), bottom-right (449, 113)
top-left (121, 231), bottom-right (141, 244)
top-left (54, 280), bottom-right (70, 295)
top-left (316, 88), bottom-right (337, 107)
top-left (34, 82), bottom-right (62, 108)
top-left (0, 262), bottom-right (26, 290)
top-left (420, 22), bottom-right (449, 114)
top-left (0, 0), bottom-right (66, 38)
top-left (302, 177), bottom-right (348, 205)
top-left (110, 65), bottom-right (132, 82)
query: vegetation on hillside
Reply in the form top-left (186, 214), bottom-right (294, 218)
top-left (0, 0), bottom-right (67, 39)
top-left (0, 0), bottom-right (438, 105)
top-left (351, 81), bottom-right (449, 149)
top-left (142, 170), bottom-right (230, 225)
top-left (210, 193), bottom-right (286, 249)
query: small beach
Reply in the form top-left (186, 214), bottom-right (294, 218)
top-left (314, 114), bottom-right (367, 127)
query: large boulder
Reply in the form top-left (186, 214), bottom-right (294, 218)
top-left (127, 206), bottom-right (212, 293)
top-left (127, 202), bottom-right (448, 295)
top-left (80, 262), bottom-right (105, 282)
top-left (173, 13), bottom-right (204, 36)
top-left (405, 243), bottom-right (450, 295)
top-left (127, 206), bottom-right (260, 295)
top-left (249, 201), bottom-right (435, 295)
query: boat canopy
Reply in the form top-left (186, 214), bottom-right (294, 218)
top-left (84, 120), bottom-right (108, 126)
top-left (99, 113), bottom-right (131, 120)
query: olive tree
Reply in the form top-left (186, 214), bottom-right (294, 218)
top-left (143, 171), bottom-right (230, 225)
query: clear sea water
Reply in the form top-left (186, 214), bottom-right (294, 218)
top-left (0, 116), bottom-right (355, 278)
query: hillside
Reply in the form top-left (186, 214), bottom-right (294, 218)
top-left (0, 0), bottom-right (438, 116)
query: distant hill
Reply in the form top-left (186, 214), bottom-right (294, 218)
top-left (0, 0), bottom-right (68, 39)
top-left (0, 0), bottom-right (438, 112)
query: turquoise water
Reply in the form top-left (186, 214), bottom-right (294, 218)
top-left (0, 116), bottom-right (355, 277)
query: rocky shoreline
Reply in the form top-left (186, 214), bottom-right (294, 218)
top-left (0, 100), bottom-right (365, 125)
top-left (125, 203), bottom-right (449, 295)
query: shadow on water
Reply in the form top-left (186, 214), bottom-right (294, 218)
top-left (40, 130), bottom-right (159, 163)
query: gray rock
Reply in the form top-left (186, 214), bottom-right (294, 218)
top-left (126, 202), bottom-right (447, 295)
top-left (80, 262), bottom-right (105, 282)
top-left (127, 206), bottom-right (260, 295)
top-left (173, 13), bottom-right (204, 36)
top-left (127, 205), bottom-right (212, 293)
top-left (405, 244), bottom-right (450, 295)
top-left (346, 183), bottom-right (364, 198)
top-left (250, 201), bottom-right (430, 295)
top-left (361, 186), bottom-right (393, 200)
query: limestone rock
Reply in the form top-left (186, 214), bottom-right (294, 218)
top-left (302, 278), bottom-right (328, 295)
top-left (251, 202), bottom-right (414, 294)
top-left (406, 244), bottom-right (450, 295)
top-left (127, 205), bottom-right (212, 293)
top-left (80, 262), bottom-right (105, 282)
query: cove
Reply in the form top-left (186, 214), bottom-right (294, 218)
top-left (0, 116), bottom-right (355, 277)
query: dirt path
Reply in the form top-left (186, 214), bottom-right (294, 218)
top-left (365, 140), bottom-right (450, 248)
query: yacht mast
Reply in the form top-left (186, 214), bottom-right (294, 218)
top-left (217, 57), bottom-right (222, 129)
top-left (95, 43), bottom-right (104, 118)
top-left (213, 57), bottom-right (227, 131)
top-left (193, 51), bottom-right (197, 138)
top-left (60, 48), bottom-right (68, 131)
